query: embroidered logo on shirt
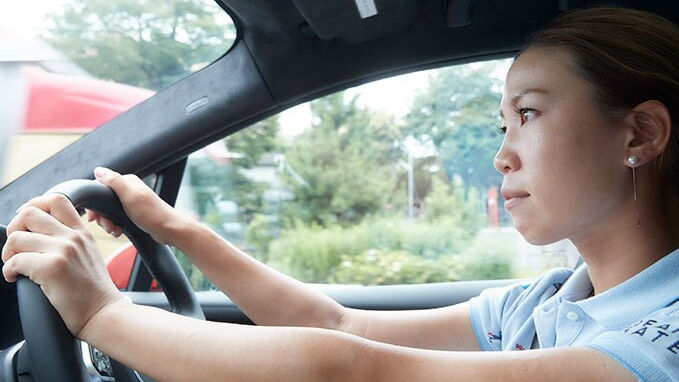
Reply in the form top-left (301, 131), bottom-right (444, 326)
top-left (553, 282), bottom-right (563, 292)
top-left (514, 343), bottom-right (526, 350)
top-left (624, 319), bottom-right (679, 355)
top-left (488, 331), bottom-right (502, 342)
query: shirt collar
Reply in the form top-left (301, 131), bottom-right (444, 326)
top-left (564, 247), bottom-right (679, 330)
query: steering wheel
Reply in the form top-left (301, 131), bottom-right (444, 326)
top-left (16, 179), bottom-right (204, 382)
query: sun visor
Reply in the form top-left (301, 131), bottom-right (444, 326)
top-left (445, 0), bottom-right (478, 27)
top-left (291, 0), bottom-right (419, 44)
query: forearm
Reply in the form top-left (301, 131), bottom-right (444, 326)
top-left (168, 218), bottom-right (346, 329)
top-left (336, 303), bottom-right (481, 351)
top-left (164, 219), bottom-right (475, 349)
top-left (81, 302), bottom-right (636, 382)
top-left (81, 301), bottom-right (366, 382)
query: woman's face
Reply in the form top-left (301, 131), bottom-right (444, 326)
top-left (495, 48), bottom-right (629, 245)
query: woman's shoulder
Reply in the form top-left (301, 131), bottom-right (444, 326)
top-left (468, 267), bottom-right (575, 351)
top-left (518, 267), bottom-right (574, 295)
top-left (502, 267), bottom-right (574, 315)
top-left (470, 267), bottom-right (574, 320)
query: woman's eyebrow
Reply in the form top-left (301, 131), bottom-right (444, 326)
top-left (499, 88), bottom-right (551, 119)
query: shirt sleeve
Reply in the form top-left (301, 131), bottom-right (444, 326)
top-left (585, 300), bottom-right (679, 382)
top-left (468, 268), bottom-right (572, 351)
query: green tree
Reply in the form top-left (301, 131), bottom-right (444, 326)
top-left (44, 0), bottom-right (235, 89)
top-left (225, 115), bottom-right (280, 168)
top-left (188, 116), bottom-right (280, 226)
top-left (424, 176), bottom-right (484, 235)
top-left (280, 93), bottom-right (402, 226)
top-left (404, 62), bottom-right (505, 191)
top-left (245, 213), bottom-right (275, 261)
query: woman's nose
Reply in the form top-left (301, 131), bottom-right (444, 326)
top-left (493, 140), bottom-right (520, 175)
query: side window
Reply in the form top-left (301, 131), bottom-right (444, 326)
top-left (174, 59), bottom-right (580, 291)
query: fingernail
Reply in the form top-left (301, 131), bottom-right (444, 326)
top-left (94, 167), bottom-right (112, 180)
top-left (15, 203), bottom-right (27, 214)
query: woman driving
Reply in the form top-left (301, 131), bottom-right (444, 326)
top-left (3, 7), bottom-right (679, 382)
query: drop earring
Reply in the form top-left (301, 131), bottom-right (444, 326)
top-left (628, 156), bottom-right (641, 227)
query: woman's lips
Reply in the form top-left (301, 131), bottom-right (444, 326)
top-left (504, 195), bottom-right (529, 210)
top-left (501, 188), bottom-right (530, 211)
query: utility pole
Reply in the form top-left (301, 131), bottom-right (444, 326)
top-left (399, 152), bottom-right (414, 222)
top-left (407, 151), bottom-right (414, 221)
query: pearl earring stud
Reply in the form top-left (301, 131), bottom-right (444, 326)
top-left (628, 156), bottom-right (638, 166)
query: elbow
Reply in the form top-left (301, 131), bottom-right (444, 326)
top-left (333, 307), bottom-right (367, 339)
top-left (332, 305), bottom-right (350, 331)
top-left (318, 334), bottom-right (390, 382)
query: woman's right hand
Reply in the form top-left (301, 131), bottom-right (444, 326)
top-left (87, 167), bottom-right (187, 245)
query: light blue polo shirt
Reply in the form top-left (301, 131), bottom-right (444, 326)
top-left (469, 247), bottom-right (679, 382)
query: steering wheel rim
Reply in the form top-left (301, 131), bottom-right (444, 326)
top-left (17, 179), bottom-right (204, 382)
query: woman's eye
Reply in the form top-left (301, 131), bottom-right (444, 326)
top-left (519, 108), bottom-right (538, 124)
top-left (496, 126), bottom-right (507, 135)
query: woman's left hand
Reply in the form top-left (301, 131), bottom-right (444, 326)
top-left (1, 193), bottom-right (124, 338)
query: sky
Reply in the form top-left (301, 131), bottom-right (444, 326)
top-left (278, 71), bottom-right (431, 138)
top-left (0, 0), bottom-right (65, 36)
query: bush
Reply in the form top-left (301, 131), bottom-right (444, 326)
top-left (245, 213), bottom-right (275, 262)
top-left (454, 229), bottom-right (516, 280)
top-left (173, 220), bottom-right (517, 289)
top-left (334, 249), bottom-right (456, 285)
top-left (424, 176), bottom-right (484, 236)
top-left (267, 222), bottom-right (364, 282)
top-left (267, 216), bottom-right (473, 283)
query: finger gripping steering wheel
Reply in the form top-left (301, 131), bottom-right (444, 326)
top-left (17, 179), bottom-right (204, 382)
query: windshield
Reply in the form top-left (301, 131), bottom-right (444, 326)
top-left (0, 0), bottom-right (236, 187)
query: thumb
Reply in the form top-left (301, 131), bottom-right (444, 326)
top-left (93, 167), bottom-right (122, 188)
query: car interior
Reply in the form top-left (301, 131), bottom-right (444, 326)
top-left (0, 0), bottom-right (677, 380)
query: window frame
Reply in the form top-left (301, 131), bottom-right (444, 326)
top-left (126, 158), bottom-right (188, 291)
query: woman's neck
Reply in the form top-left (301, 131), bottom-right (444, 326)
top-left (571, 200), bottom-right (679, 295)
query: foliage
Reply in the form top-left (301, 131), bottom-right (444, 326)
top-left (245, 213), bottom-right (275, 262)
top-left (267, 216), bottom-right (472, 283)
top-left (268, 221), bottom-right (366, 283)
top-left (280, 93), bottom-right (402, 227)
top-left (424, 176), bottom-right (485, 235)
top-left (454, 229), bottom-right (516, 281)
top-left (334, 250), bottom-right (455, 285)
top-left (404, 62), bottom-right (505, 190)
top-left (225, 116), bottom-right (280, 169)
top-left (187, 159), bottom-right (254, 223)
top-left (187, 117), bottom-right (280, 228)
top-left (43, 0), bottom-right (235, 89)
top-left (267, 216), bottom-right (515, 285)
top-left (175, 216), bottom-right (515, 288)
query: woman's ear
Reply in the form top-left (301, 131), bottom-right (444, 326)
top-left (624, 100), bottom-right (672, 166)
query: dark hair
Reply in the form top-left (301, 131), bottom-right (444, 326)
top-left (518, 7), bottom-right (679, 199)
